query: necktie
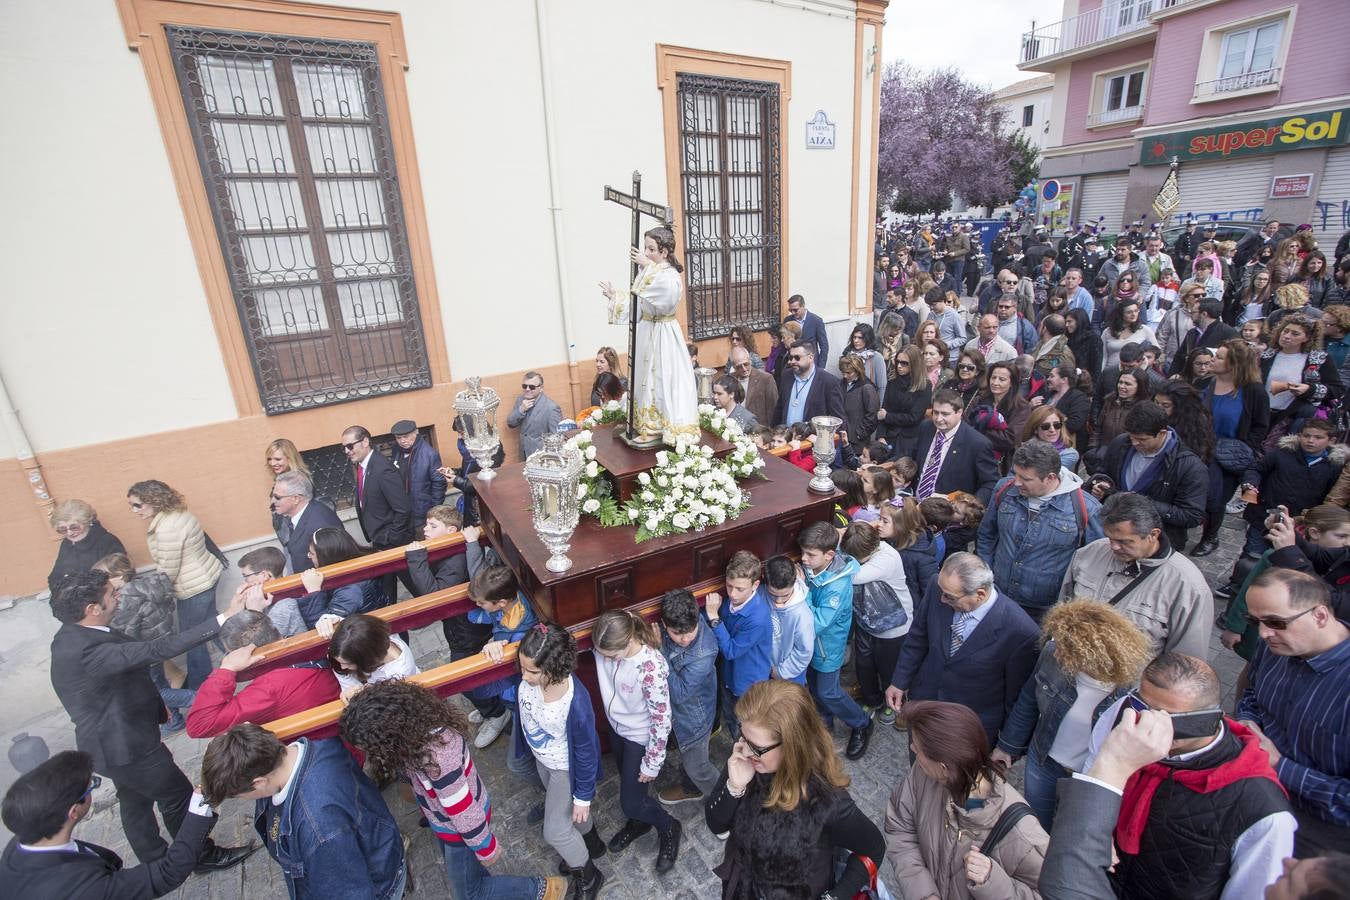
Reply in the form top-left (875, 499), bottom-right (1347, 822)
top-left (356, 464), bottom-right (365, 506)
top-left (950, 611), bottom-right (971, 656)
top-left (916, 430), bottom-right (946, 500)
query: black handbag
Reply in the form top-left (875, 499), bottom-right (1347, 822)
top-left (1215, 437), bottom-right (1256, 475)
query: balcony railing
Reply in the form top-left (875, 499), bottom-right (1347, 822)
top-left (1087, 104), bottom-right (1146, 128)
top-left (1193, 67), bottom-right (1281, 100)
top-left (1021, 0), bottom-right (1203, 63)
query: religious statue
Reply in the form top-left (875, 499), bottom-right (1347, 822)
top-left (599, 225), bottom-right (700, 445)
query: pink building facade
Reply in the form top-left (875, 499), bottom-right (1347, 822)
top-left (1020, 0), bottom-right (1350, 247)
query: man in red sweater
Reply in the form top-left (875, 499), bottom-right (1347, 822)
top-left (186, 611), bottom-right (339, 738)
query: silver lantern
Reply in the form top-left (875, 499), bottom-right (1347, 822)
top-left (453, 376), bottom-right (502, 481)
top-left (807, 415), bottom-right (841, 494)
top-left (693, 366), bottom-right (719, 406)
top-left (523, 433), bottom-right (583, 573)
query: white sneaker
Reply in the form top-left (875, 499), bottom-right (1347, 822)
top-left (467, 709), bottom-right (484, 725)
top-left (474, 710), bottom-right (511, 749)
top-left (1226, 499), bottom-right (1246, 515)
top-left (714, 831), bottom-right (729, 841)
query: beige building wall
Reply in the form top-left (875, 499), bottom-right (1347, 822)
top-left (0, 0), bottom-right (885, 596)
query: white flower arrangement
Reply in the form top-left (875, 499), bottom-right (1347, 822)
top-left (579, 399), bottom-right (627, 428)
top-left (563, 429), bottom-right (627, 527)
top-left (699, 404), bottom-right (768, 482)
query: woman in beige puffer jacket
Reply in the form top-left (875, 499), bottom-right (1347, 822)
top-left (885, 700), bottom-right (1048, 899)
top-left (128, 480), bottom-right (223, 690)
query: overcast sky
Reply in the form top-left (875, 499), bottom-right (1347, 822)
top-left (881, 0), bottom-right (1067, 91)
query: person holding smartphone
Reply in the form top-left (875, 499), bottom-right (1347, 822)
top-left (1079, 652), bottom-right (1296, 900)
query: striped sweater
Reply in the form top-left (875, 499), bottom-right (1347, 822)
top-left (407, 729), bottom-right (498, 862)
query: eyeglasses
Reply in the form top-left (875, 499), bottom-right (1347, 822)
top-left (80, 774), bottom-right (103, 802)
top-left (55, 523), bottom-right (86, 535)
top-left (742, 736), bottom-right (782, 759)
top-left (1245, 606), bottom-right (1316, 631)
top-left (341, 440), bottom-right (365, 452)
top-left (957, 364), bottom-right (976, 371)
top-left (998, 279), bottom-right (1017, 286)
top-left (270, 493), bottom-right (293, 502)
top-left (940, 589), bottom-right (975, 606)
top-left (1037, 421), bottom-right (1062, 431)
top-left (521, 383), bottom-right (541, 391)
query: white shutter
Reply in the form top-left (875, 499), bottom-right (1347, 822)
top-left (1174, 157), bottom-right (1274, 224)
top-left (1314, 147), bottom-right (1350, 249)
top-left (1077, 172), bottom-right (1130, 233)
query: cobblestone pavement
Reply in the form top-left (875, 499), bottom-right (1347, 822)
top-left (71, 518), bottom-right (1250, 898)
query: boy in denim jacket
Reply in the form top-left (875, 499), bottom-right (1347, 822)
top-left (656, 589), bottom-right (720, 805)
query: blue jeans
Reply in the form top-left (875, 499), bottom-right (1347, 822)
top-left (721, 684), bottom-right (741, 740)
top-left (176, 583), bottom-right (219, 690)
top-left (949, 259), bottom-right (966, 293)
top-left (1243, 522), bottom-right (1269, 558)
top-left (440, 839), bottom-right (542, 900)
top-left (615, 736), bottom-right (673, 832)
top-left (807, 668), bottom-right (870, 730)
top-left (1023, 753), bottom-right (1069, 830)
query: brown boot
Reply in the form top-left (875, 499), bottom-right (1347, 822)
top-left (542, 875), bottom-right (569, 900)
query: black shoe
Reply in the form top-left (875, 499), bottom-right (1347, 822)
top-left (566, 860), bottom-right (606, 900)
top-left (654, 820), bottom-right (681, 875)
top-left (526, 801), bottom-right (546, 826)
top-left (845, 717), bottom-right (874, 760)
top-left (582, 824), bottom-right (607, 861)
top-left (194, 842), bottom-right (256, 874)
top-left (606, 819), bottom-right (652, 854)
top-left (1191, 536), bottom-right (1221, 557)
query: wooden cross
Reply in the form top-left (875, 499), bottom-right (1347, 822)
top-left (603, 171), bottom-right (673, 442)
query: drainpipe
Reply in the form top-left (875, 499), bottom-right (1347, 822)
top-left (534, 0), bottom-right (583, 413)
top-left (0, 369), bottom-right (56, 534)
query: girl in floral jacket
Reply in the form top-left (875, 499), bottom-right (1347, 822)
top-left (593, 609), bottom-right (681, 874)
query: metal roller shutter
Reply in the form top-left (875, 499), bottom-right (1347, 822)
top-left (1314, 147), bottom-right (1350, 249)
top-left (1076, 172), bottom-right (1129, 234)
top-left (1174, 157), bottom-right (1274, 224)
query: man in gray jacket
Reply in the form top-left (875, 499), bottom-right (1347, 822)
top-left (507, 370), bottom-right (562, 459)
top-left (1099, 241), bottom-right (1152, 293)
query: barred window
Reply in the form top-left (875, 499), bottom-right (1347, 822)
top-left (167, 27), bottom-right (431, 414)
top-left (676, 73), bottom-right (782, 341)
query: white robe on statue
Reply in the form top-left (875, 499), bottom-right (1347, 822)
top-left (608, 262), bottom-right (700, 443)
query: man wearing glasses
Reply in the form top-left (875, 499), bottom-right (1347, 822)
top-left (1080, 652), bottom-right (1294, 900)
top-left (506, 371), bottom-right (562, 460)
top-left (341, 425), bottom-right (413, 602)
top-left (1, 751), bottom-right (221, 896)
top-left (729, 346), bottom-right (778, 427)
top-left (271, 471), bottom-right (343, 577)
top-left (991, 281), bottom-right (1038, 354)
top-left (1237, 567), bottom-right (1350, 857)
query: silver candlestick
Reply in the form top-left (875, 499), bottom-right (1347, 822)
top-left (453, 376), bottom-right (502, 481)
top-left (523, 433), bottom-right (583, 573)
top-left (807, 416), bottom-right (842, 494)
top-left (693, 366), bottom-right (719, 406)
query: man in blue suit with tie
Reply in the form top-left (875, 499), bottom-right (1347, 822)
top-left (884, 552), bottom-right (1038, 746)
top-left (786, 294), bottom-right (828, 362)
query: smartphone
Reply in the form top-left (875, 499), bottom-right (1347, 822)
top-left (1121, 693), bottom-right (1223, 740)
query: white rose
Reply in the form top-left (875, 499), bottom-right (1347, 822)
top-left (646, 516), bottom-right (659, 531)
top-left (576, 483), bottom-right (588, 500)
top-left (586, 445), bottom-right (597, 460)
top-left (604, 400), bottom-right (620, 411)
top-left (582, 498), bottom-right (600, 513)
top-left (585, 460), bottom-right (599, 478)
top-left (672, 512), bottom-right (691, 530)
top-left (641, 491), bottom-right (656, 503)
top-left (710, 508), bottom-right (726, 524)
top-left (702, 445), bottom-right (714, 457)
top-left (657, 475), bottom-right (669, 487)
top-left (699, 473), bottom-right (713, 487)
top-left (628, 507), bottom-right (640, 520)
top-left (681, 475), bottom-right (696, 489)
top-left (576, 430), bottom-right (592, 444)
top-left (697, 403), bottom-right (714, 416)
top-left (655, 451), bottom-right (669, 467)
top-left (638, 471), bottom-right (651, 485)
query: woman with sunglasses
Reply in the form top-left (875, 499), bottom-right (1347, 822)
top-left (1021, 406), bottom-right (1078, 471)
top-left (47, 498), bottom-right (127, 599)
top-left (1031, 364), bottom-right (1092, 453)
top-left (949, 348), bottom-right (986, 409)
top-left (705, 678), bottom-right (885, 899)
top-left (1156, 285), bottom-right (1206, 363)
top-left (878, 344), bottom-right (932, 461)
top-left (885, 700), bottom-right (1049, 899)
top-left (126, 480), bottom-right (223, 691)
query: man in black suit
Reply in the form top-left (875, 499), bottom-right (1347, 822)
top-left (1169, 298), bottom-right (1239, 376)
top-left (1234, 219), bottom-right (1284, 270)
top-left (912, 389), bottom-right (1000, 504)
top-left (48, 572), bottom-right (253, 870)
top-left (342, 425), bottom-right (413, 599)
top-left (884, 552), bottom-right (1039, 746)
top-left (271, 470), bottom-right (344, 575)
top-left (773, 339), bottom-right (846, 428)
top-left (786, 294), bottom-right (829, 361)
top-left (1, 750), bottom-right (216, 898)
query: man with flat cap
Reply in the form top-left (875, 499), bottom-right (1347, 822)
top-left (390, 419), bottom-right (446, 537)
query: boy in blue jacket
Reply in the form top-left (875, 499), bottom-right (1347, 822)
top-left (704, 550), bottom-right (773, 740)
top-left (656, 589), bottom-right (721, 805)
top-left (469, 564), bottom-right (539, 786)
top-left (798, 521), bottom-right (872, 760)
top-left (765, 554), bottom-right (814, 685)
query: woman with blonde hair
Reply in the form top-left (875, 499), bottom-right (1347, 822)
top-left (263, 438), bottom-right (309, 481)
top-left (126, 479), bottom-right (223, 689)
top-left (1261, 313), bottom-right (1343, 429)
top-left (991, 600), bottom-right (1152, 827)
top-left (1021, 405), bottom-right (1078, 471)
top-left (47, 498), bottom-right (126, 598)
top-left (706, 679), bottom-right (885, 899)
top-left (886, 700), bottom-right (1049, 898)
top-left (590, 345), bottom-right (629, 405)
top-left (767, 319), bottom-right (803, 379)
top-left (1267, 282), bottom-right (1323, 333)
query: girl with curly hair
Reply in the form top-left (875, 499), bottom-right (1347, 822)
top-left (340, 680), bottom-right (567, 900)
top-left (990, 600), bottom-right (1151, 828)
top-left (706, 678), bottom-right (885, 899)
top-left (516, 623), bottom-right (606, 897)
top-left (1261, 314), bottom-right (1344, 430)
